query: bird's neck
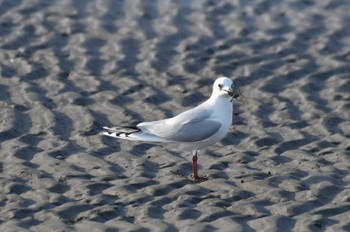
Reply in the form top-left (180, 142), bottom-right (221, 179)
top-left (208, 93), bottom-right (230, 103)
top-left (206, 94), bottom-right (232, 108)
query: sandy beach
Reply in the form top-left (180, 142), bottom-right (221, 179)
top-left (0, 0), bottom-right (350, 231)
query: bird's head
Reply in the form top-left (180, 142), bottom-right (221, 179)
top-left (212, 77), bottom-right (240, 100)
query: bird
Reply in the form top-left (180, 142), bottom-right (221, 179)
top-left (103, 77), bottom-right (239, 182)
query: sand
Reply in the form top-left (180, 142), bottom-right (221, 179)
top-left (1, 0), bottom-right (350, 231)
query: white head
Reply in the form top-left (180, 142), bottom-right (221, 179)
top-left (211, 77), bottom-right (234, 99)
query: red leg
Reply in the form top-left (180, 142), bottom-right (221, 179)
top-left (191, 153), bottom-right (208, 182)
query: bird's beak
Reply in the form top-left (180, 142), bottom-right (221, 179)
top-left (223, 87), bottom-right (234, 97)
top-left (230, 88), bottom-right (242, 102)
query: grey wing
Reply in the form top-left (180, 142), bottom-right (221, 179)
top-left (169, 119), bottom-right (222, 142)
top-left (138, 118), bottom-right (222, 142)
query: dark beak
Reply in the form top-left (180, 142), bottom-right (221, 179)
top-left (230, 88), bottom-right (242, 102)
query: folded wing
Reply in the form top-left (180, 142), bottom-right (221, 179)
top-left (138, 115), bottom-right (222, 143)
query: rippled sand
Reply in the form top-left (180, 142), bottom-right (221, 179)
top-left (0, 1), bottom-right (350, 231)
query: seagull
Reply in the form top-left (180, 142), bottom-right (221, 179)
top-left (103, 77), bottom-right (239, 182)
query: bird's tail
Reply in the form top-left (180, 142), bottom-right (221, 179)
top-left (102, 126), bottom-right (141, 141)
top-left (102, 126), bottom-right (170, 143)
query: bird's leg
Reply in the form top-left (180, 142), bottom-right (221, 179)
top-left (191, 151), bottom-right (208, 182)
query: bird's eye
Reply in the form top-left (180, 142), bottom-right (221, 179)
top-left (218, 84), bottom-right (223, 89)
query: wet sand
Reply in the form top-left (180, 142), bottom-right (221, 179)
top-left (0, 0), bottom-right (350, 231)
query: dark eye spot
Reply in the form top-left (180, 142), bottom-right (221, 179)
top-left (218, 84), bottom-right (223, 89)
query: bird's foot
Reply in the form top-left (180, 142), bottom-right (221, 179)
top-left (190, 174), bottom-right (208, 183)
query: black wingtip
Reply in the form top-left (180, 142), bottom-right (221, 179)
top-left (102, 126), bottom-right (141, 137)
